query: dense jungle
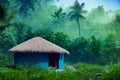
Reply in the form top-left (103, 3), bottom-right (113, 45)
top-left (0, 0), bottom-right (120, 80)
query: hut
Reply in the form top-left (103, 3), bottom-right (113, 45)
top-left (9, 37), bottom-right (69, 69)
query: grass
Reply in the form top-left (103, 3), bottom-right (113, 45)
top-left (0, 63), bottom-right (120, 80)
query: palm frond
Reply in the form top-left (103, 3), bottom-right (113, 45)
top-left (54, 7), bottom-right (62, 17)
top-left (57, 7), bottom-right (62, 14)
top-left (78, 14), bottom-right (85, 19)
top-left (60, 12), bottom-right (66, 18)
top-left (51, 7), bottom-right (66, 27)
top-left (54, 12), bottom-right (58, 16)
top-left (60, 12), bottom-right (66, 16)
top-left (69, 1), bottom-right (87, 21)
top-left (81, 2), bottom-right (85, 8)
top-left (68, 11), bottom-right (74, 16)
top-left (70, 13), bottom-right (77, 20)
top-left (51, 14), bottom-right (56, 17)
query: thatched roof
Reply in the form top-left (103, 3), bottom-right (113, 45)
top-left (9, 37), bottom-right (70, 54)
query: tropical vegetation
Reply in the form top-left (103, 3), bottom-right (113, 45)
top-left (0, 0), bottom-right (120, 79)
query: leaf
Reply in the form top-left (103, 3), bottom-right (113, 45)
top-left (68, 11), bottom-right (74, 16)
top-left (0, 4), bottom-right (6, 20)
top-left (51, 15), bottom-right (56, 17)
top-left (81, 2), bottom-right (85, 8)
top-left (7, 10), bottom-right (17, 22)
top-left (79, 14), bottom-right (85, 19)
top-left (57, 7), bottom-right (62, 15)
top-left (60, 12), bottom-right (66, 18)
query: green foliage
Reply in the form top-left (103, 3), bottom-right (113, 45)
top-left (68, 37), bottom-right (89, 63)
top-left (0, 0), bottom-right (9, 4)
top-left (87, 6), bottom-right (110, 24)
top-left (68, 36), bottom-right (102, 64)
top-left (75, 63), bottom-right (104, 80)
top-left (18, 0), bottom-right (36, 16)
top-left (0, 30), bottom-right (17, 53)
top-left (104, 63), bottom-right (120, 80)
top-left (35, 30), bottom-right (71, 50)
top-left (67, 34), bottom-right (120, 65)
top-left (54, 32), bottom-right (71, 49)
top-left (0, 68), bottom-right (27, 80)
top-left (116, 13), bottom-right (120, 23)
top-left (0, 52), bottom-right (8, 67)
top-left (14, 23), bottom-right (33, 44)
top-left (1, 63), bottom-right (120, 80)
top-left (51, 7), bottom-right (66, 27)
top-left (104, 32), bottom-right (116, 48)
top-left (0, 3), bottom-right (16, 31)
top-left (89, 36), bottom-right (101, 55)
top-left (0, 0), bottom-right (120, 74)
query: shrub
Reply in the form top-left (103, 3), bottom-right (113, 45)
top-left (0, 52), bottom-right (8, 67)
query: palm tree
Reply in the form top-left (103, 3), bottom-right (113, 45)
top-left (51, 7), bottom-right (66, 27)
top-left (68, 0), bottom-right (86, 38)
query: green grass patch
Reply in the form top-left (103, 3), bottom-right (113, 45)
top-left (0, 63), bottom-right (120, 80)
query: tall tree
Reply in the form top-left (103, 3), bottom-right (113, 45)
top-left (16, 0), bottom-right (54, 17)
top-left (15, 0), bottom-right (36, 17)
top-left (51, 7), bottom-right (66, 27)
top-left (68, 0), bottom-right (86, 38)
top-left (0, 4), bottom-right (16, 31)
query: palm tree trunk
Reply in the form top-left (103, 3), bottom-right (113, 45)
top-left (77, 20), bottom-right (80, 38)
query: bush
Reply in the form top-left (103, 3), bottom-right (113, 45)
top-left (104, 63), bottom-right (120, 80)
top-left (0, 52), bottom-right (8, 67)
top-left (1, 63), bottom-right (120, 80)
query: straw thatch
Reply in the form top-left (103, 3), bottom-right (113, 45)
top-left (9, 37), bottom-right (69, 54)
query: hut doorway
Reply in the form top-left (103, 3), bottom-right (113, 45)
top-left (48, 53), bottom-right (60, 69)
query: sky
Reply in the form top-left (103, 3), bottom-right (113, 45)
top-left (54, 0), bottom-right (120, 11)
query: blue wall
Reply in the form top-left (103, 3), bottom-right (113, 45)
top-left (14, 53), bottom-right (48, 68)
top-left (14, 53), bottom-right (65, 69)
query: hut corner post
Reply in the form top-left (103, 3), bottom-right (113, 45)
top-left (58, 53), bottom-right (64, 69)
